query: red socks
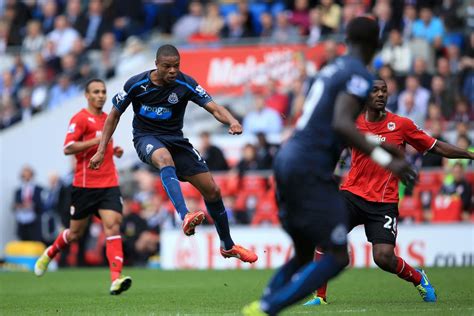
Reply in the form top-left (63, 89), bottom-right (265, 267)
top-left (314, 248), bottom-right (328, 299)
top-left (396, 257), bottom-right (422, 285)
top-left (106, 236), bottom-right (124, 282)
top-left (47, 229), bottom-right (70, 258)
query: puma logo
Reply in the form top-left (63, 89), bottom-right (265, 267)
top-left (140, 84), bottom-right (148, 91)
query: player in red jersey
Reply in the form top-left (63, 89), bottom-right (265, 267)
top-left (34, 79), bottom-right (132, 295)
top-left (304, 79), bottom-right (474, 305)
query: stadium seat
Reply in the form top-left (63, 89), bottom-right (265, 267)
top-left (431, 195), bottom-right (462, 222)
top-left (251, 191), bottom-right (279, 226)
top-left (180, 182), bottom-right (201, 199)
top-left (413, 171), bottom-right (443, 209)
top-left (398, 196), bottom-right (423, 222)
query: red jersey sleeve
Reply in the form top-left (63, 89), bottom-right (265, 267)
top-left (402, 118), bottom-right (437, 153)
top-left (64, 114), bottom-right (86, 148)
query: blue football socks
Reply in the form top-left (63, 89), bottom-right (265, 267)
top-left (262, 257), bottom-right (300, 300)
top-left (205, 199), bottom-right (234, 250)
top-left (160, 166), bottom-right (188, 220)
top-left (261, 253), bottom-right (345, 315)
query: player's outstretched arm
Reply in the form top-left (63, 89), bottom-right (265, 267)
top-left (333, 92), bottom-right (417, 185)
top-left (64, 137), bottom-right (101, 155)
top-left (89, 107), bottom-right (121, 169)
top-left (204, 101), bottom-right (242, 135)
top-left (430, 141), bottom-right (474, 160)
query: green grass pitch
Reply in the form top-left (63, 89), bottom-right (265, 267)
top-left (1, 267), bottom-right (472, 315)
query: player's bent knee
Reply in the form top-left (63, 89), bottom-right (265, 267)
top-left (204, 185), bottom-right (221, 201)
top-left (67, 230), bottom-right (82, 242)
top-left (373, 251), bottom-right (395, 270)
top-left (151, 149), bottom-right (174, 169)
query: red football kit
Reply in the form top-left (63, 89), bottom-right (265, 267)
top-left (64, 109), bottom-right (118, 188)
top-left (340, 111), bottom-right (436, 203)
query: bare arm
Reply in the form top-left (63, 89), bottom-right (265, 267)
top-left (204, 101), bottom-right (242, 135)
top-left (88, 107), bottom-right (121, 169)
top-left (430, 140), bottom-right (474, 159)
top-left (64, 138), bottom-right (100, 155)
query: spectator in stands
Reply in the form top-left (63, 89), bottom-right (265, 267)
top-left (288, 0), bottom-right (310, 35)
top-left (385, 77), bottom-right (399, 113)
top-left (412, 57), bottom-right (432, 90)
top-left (271, 11), bottom-right (300, 43)
top-left (429, 75), bottom-right (452, 119)
top-left (60, 53), bottom-right (80, 83)
top-left (437, 57), bottom-right (459, 105)
top-left (258, 12), bottom-right (273, 39)
top-left (47, 74), bottom-right (79, 109)
top-left (199, 2), bottom-right (224, 39)
top-left (397, 91), bottom-right (425, 128)
top-left (236, 143), bottom-right (265, 176)
top-left (18, 88), bottom-right (40, 122)
top-left (446, 44), bottom-right (462, 75)
top-left (2, 1), bottom-right (25, 46)
top-left (39, 0), bottom-right (57, 34)
top-left (1, 71), bottom-right (17, 105)
top-left (243, 94), bottom-right (283, 135)
top-left (446, 135), bottom-right (474, 168)
top-left (440, 163), bottom-right (472, 221)
top-left (307, 7), bottom-right (332, 46)
top-left (221, 12), bottom-right (253, 41)
top-left (30, 67), bottom-right (50, 110)
top-left (172, 0), bottom-right (203, 41)
top-left (422, 120), bottom-right (447, 168)
top-left (65, 0), bottom-right (82, 28)
top-left (377, 64), bottom-right (395, 82)
top-left (380, 28), bottom-right (412, 75)
top-left (0, 20), bottom-right (9, 53)
top-left (13, 165), bottom-right (44, 241)
top-left (199, 131), bottom-right (229, 171)
top-left (400, 4), bottom-right (416, 41)
top-left (47, 15), bottom-right (81, 58)
top-left (44, 172), bottom-right (70, 231)
top-left (255, 132), bottom-right (278, 170)
top-left (235, 0), bottom-right (257, 37)
top-left (10, 54), bottom-right (30, 91)
top-left (108, 0), bottom-right (145, 42)
top-left (412, 6), bottom-right (444, 48)
top-left (89, 32), bottom-right (119, 80)
top-left (318, 0), bottom-right (341, 32)
top-left (373, 1), bottom-right (394, 43)
top-left (264, 79), bottom-right (289, 118)
top-left (22, 20), bottom-right (45, 53)
top-left (319, 39), bottom-right (338, 69)
top-left (398, 75), bottom-right (430, 121)
top-left (451, 99), bottom-right (472, 123)
top-left (75, 0), bottom-right (112, 50)
top-left (424, 102), bottom-right (447, 131)
top-left (0, 99), bottom-right (20, 129)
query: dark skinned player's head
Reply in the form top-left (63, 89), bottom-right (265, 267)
top-left (367, 79), bottom-right (388, 112)
top-left (346, 16), bottom-right (380, 65)
top-left (155, 44), bottom-right (180, 84)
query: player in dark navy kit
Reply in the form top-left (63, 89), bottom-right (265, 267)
top-left (304, 79), bottom-right (474, 306)
top-left (89, 45), bottom-right (257, 263)
top-left (243, 17), bottom-right (418, 315)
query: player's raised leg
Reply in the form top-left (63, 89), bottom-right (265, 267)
top-left (34, 217), bottom-right (89, 276)
top-left (99, 209), bottom-right (132, 295)
top-left (372, 243), bottom-right (436, 302)
top-left (148, 146), bottom-right (206, 236)
top-left (185, 172), bottom-right (257, 263)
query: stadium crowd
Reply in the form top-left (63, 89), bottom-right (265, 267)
top-left (3, 0), bottom-right (474, 266)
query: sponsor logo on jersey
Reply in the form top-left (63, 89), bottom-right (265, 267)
top-left (168, 92), bottom-right (179, 104)
top-left (367, 134), bottom-right (386, 144)
top-left (114, 90), bottom-right (127, 105)
top-left (195, 85), bottom-right (209, 98)
top-left (67, 123), bottom-right (76, 134)
top-left (88, 117), bottom-right (96, 123)
top-left (146, 144), bottom-right (154, 155)
top-left (139, 105), bottom-right (172, 120)
top-left (387, 122), bottom-right (396, 131)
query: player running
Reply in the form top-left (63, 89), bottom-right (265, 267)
top-left (303, 79), bottom-right (474, 306)
top-left (243, 17), bottom-right (417, 315)
top-left (35, 79), bottom-right (132, 295)
top-left (89, 44), bottom-right (257, 263)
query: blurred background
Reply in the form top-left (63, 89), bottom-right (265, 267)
top-left (0, 0), bottom-right (472, 271)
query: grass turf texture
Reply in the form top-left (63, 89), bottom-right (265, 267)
top-left (0, 267), bottom-right (472, 315)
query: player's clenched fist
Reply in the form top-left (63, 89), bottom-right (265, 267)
top-left (228, 121), bottom-right (242, 135)
top-left (89, 151), bottom-right (105, 169)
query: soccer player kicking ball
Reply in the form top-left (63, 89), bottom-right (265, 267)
top-left (304, 79), bottom-right (474, 306)
top-left (89, 45), bottom-right (257, 263)
top-left (35, 79), bottom-right (132, 295)
top-left (243, 17), bottom-right (417, 315)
